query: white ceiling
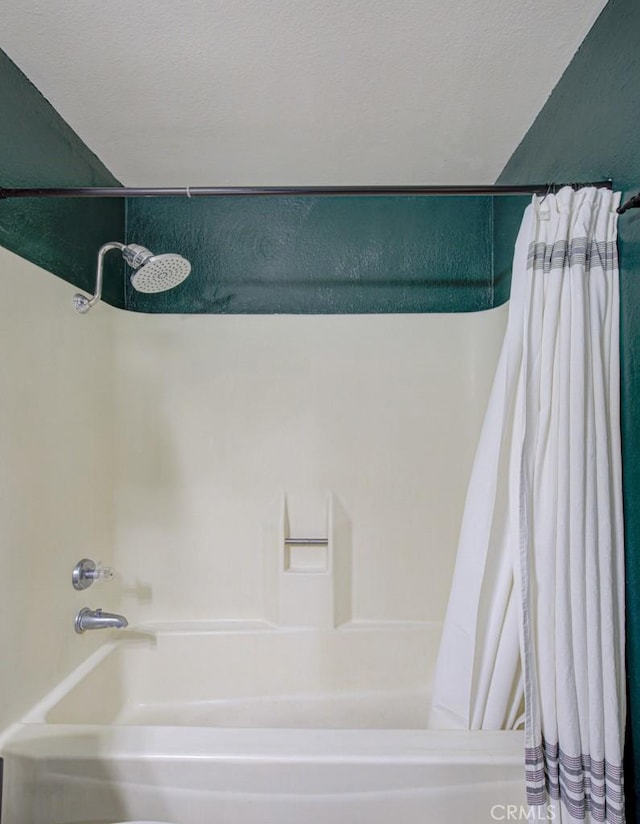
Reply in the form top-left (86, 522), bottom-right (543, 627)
top-left (1, 0), bottom-right (606, 187)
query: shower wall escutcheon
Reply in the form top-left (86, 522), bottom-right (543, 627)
top-left (73, 241), bottom-right (191, 313)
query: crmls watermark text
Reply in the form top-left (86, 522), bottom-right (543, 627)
top-left (490, 805), bottom-right (556, 821)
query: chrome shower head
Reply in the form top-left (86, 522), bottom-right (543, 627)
top-left (122, 244), bottom-right (192, 294)
top-left (73, 241), bottom-right (191, 313)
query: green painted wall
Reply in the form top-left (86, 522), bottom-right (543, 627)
top-left (0, 49), bottom-right (124, 305)
top-left (0, 45), bottom-right (497, 316)
top-left (0, 46), bottom-right (499, 316)
top-left (126, 195), bottom-right (493, 313)
top-left (496, 0), bottom-right (640, 810)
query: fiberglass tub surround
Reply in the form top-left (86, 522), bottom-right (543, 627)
top-left (0, 290), bottom-right (521, 823)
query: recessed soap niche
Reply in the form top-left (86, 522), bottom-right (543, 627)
top-left (284, 540), bottom-right (328, 573)
top-left (263, 493), bottom-right (353, 628)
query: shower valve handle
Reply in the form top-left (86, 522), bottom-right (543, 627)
top-left (72, 558), bottom-right (114, 590)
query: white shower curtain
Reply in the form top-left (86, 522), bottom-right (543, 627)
top-left (430, 187), bottom-right (626, 823)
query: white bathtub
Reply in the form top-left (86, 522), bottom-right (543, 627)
top-left (1, 623), bottom-right (526, 823)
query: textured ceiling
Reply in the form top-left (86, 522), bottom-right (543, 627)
top-left (0, 0), bottom-right (606, 186)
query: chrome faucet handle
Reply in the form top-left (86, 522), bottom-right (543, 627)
top-left (72, 558), bottom-right (114, 590)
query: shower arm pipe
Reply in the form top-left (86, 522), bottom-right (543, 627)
top-left (79, 241), bottom-right (124, 311)
top-left (0, 181), bottom-right (614, 200)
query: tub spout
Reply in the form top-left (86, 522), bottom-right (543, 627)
top-left (74, 607), bottom-right (128, 634)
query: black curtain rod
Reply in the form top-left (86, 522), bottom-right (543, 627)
top-left (0, 181), bottom-right (613, 200)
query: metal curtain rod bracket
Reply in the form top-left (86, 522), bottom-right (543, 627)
top-left (0, 181), bottom-right (613, 200)
top-left (617, 192), bottom-right (640, 215)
